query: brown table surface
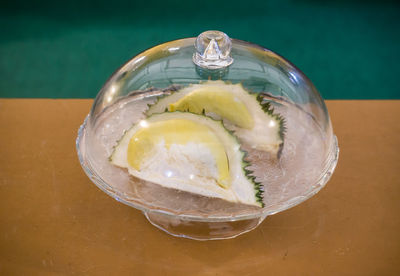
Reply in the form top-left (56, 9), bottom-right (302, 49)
top-left (0, 99), bottom-right (399, 275)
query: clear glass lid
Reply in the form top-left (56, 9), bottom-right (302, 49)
top-left (77, 30), bottom-right (339, 221)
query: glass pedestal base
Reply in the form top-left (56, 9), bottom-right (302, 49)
top-left (144, 212), bottom-right (267, 240)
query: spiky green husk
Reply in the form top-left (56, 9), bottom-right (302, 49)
top-left (241, 151), bottom-right (264, 207)
top-left (256, 94), bottom-right (286, 142)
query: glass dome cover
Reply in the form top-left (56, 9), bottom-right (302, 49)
top-left (76, 30), bottom-right (339, 240)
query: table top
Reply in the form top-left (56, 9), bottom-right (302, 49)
top-left (0, 99), bottom-right (399, 275)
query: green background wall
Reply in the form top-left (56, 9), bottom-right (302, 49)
top-left (1, 0), bottom-right (399, 99)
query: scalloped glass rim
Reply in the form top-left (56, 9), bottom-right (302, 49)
top-left (76, 115), bottom-right (339, 222)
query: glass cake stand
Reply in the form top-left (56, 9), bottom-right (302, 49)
top-left (76, 31), bottom-right (339, 240)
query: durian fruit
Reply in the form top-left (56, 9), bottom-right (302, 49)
top-left (146, 81), bottom-right (285, 156)
top-left (110, 112), bottom-right (263, 207)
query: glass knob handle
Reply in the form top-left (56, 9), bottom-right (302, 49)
top-left (193, 30), bottom-right (234, 69)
